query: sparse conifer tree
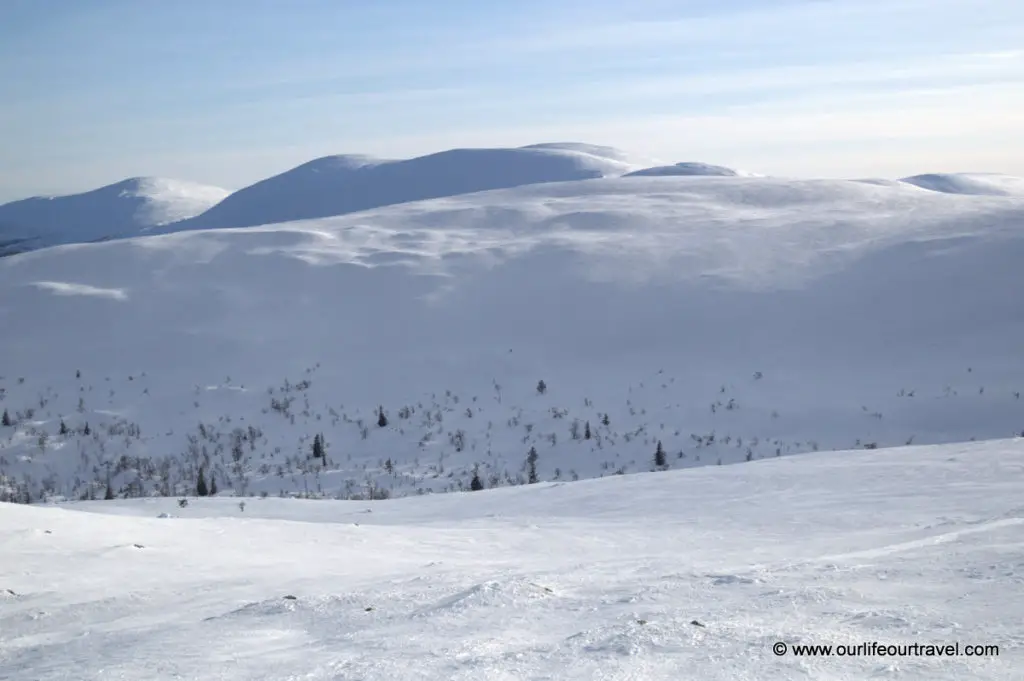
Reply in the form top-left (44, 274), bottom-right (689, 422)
top-left (377, 406), bottom-right (388, 428)
top-left (527, 446), bottom-right (539, 484)
top-left (536, 380), bottom-right (547, 395)
top-left (654, 440), bottom-right (667, 468)
top-left (196, 468), bottom-right (209, 497)
top-left (471, 466), bottom-right (484, 491)
top-left (1, 409), bottom-right (10, 427)
top-left (584, 421), bottom-right (592, 439)
top-left (83, 422), bottom-right (91, 436)
top-left (59, 419), bottom-right (68, 436)
top-left (105, 479), bottom-right (114, 500)
top-left (602, 413), bottom-right (610, 427)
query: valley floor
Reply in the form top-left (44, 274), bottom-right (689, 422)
top-left (2, 439), bottom-right (1022, 680)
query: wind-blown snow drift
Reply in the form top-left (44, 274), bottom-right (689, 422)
top-left (165, 143), bottom-right (640, 231)
top-left (0, 177), bottom-right (229, 254)
top-left (0, 174), bottom-right (1023, 502)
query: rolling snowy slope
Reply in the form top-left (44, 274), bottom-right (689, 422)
top-left (164, 143), bottom-right (642, 231)
top-left (0, 178), bottom-right (229, 255)
top-left (2, 440), bottom-right (1022, 679)
top-left (0, 174), bottom-right (1022, 502)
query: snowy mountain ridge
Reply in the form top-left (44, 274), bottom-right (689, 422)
top-left (158, 143), bottom-right (647, 231)
top-left (6, 142), bottom-right (1022, 256)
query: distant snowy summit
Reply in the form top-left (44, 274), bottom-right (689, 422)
top-left (0, 177), bottom-right (229, 255)
top-left (899, 173), bottom-right (1024, 197)
top-left (165, 143), bottom-right (646, 231)
top-left (623, 161), bottom-right (753, 177)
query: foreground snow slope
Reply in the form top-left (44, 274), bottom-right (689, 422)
top-left (166, 143), bottom-right (641, 231)
top-left (0, 175), bottom-right (1023, 502)
top-left (2, 439), bottom-right (1022, 680)
top-left (0, 178), bottom-right (230, 255)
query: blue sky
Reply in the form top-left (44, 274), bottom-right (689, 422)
top-left (2, 0), bottom-right (1023, 200)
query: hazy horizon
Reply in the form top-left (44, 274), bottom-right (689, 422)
top-left (3, 0), bottom-right (1023, 203)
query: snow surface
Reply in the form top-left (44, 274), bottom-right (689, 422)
top-left (2, 144), bottom-right (1024, 677)
top-left (2, 439), bottom-right (1022, 679)
top-left (0, 178), bottom-right (230, 255)
top-left (1, 174), bottom-right (1023, 504)
top-left (163, 143), bottom-right (642, 231)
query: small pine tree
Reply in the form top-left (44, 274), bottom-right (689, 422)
top-left (470, 467), bottom-right (484, 491)
top-left (384, 458), bottom-right (394, 474)
top-left (584, 421), bottom-right (592, 440)
top-left (59, 419), bottom-right (68, 436)
top-left (311, 433), bottom-right (324, 458)
top-left (377, 406), bottom-right (388, 428)
top-left (196, 468), bottom-right (209, 497)
top-left (601, 413), bottom-right (610, 427)
top-left (104, 479), bottom-right (114, 500)
top-left (536, 380), bottom-right (547, 395)
top-left (654, 440), bottom-right (667, 468)
top-left (527, 446), bottom-right (539, 484)
top-left (210, 475), bottom-right (218, 496)
top-left (83, 422), bottom-right (91, 436)
top-left (1, 409), bottom-right (11, 427)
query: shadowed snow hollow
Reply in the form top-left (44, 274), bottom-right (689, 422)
top-left (0, 177), bottom-right (229, 254)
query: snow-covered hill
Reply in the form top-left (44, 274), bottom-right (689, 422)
top-left (900, 173), bottom-right (1024, 197)
top-left (0, 178), bottom-right (230, 254)
top-left (164, 143), bottom-right (641, 231)
top-left (2, 439), bottom-right (1021, 679)
top-left (0, 174), bottom-right (1022, 503)
top-left (623, 161), bottom-right (748, 177)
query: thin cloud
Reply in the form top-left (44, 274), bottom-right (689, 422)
top-left (476, 0), bottom-right (982, 54)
